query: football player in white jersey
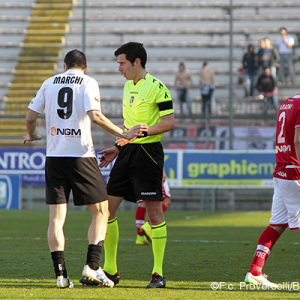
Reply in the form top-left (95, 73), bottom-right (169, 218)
top-left (244, 93), bottom-right (300, 288)
top-left (23, 49), bottom-right (147, 288)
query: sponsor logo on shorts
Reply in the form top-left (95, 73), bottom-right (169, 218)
top-left (141, 192), bottom-right (156, 196)
top-left (277, 171), bottom-right (287, 177)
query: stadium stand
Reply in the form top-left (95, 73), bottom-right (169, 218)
top-left (0, 0), bottom-right (300, 147)
top-left (0, 0), bottom-right (73, 145)
top-left (62, 0), bottom-right (300, 121)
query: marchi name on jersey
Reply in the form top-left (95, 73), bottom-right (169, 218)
top-left (53, 75), bottom-right (83, 85)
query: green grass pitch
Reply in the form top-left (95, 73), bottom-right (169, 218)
top-left (1, 209), bottom-right (300, 299)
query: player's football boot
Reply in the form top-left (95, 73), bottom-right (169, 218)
top-left (245, 272), bottom-right (278, 288)
top-left (79, 277), bottom-right (99, 286)
top-left (80, 270), bottom-right (120, 286)
top-left (135, 234), bottom-right (150, 245)
top-left (146, 272), bottom-right (166, 288)
top-left (141, 222), bottom-right (152, 244)
top-left (104, 271), bottom-right (120, 285)
top-left (80, 264), bottom-right (114, 287)
top-left (56, 275), bottom-right (74, 288)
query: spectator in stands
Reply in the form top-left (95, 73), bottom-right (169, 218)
top-left (258, 37), bottom-right (280, 80)
top-left (257, 39), bottom-right (266, 74)
top-left (174, 62), bottom-right (193, 118)
top-left (256, 66), bottom-right (278, 117)
top-left (242, 44), bottom-right (259, 97)
top-left (199, 61), bottom-right (215, 117)
top-left (276, 27), bottom-right (295, 86)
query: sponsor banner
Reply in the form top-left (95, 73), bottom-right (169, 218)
top-left (0, 174), bottom-right (21, 209)
top-left (0, 148), bottom-right (46, 185)
top-left (0, 148), bottom-right (275, 188)
top-left (22, 174), bottom-right (45, 185)
top-left (164, 151), bottom-right (180, 187)
top-left (164, 150), bottom-right (275, 187)
top-left (0, 148), bottom-right (112, 185)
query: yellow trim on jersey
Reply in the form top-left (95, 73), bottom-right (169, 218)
top-left (123, 73), bottom-right (174, 144)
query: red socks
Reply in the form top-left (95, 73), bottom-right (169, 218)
top-left (162, 203), bottom-right (168, 213)
top-left (135, 206), bottom-right (146, 235)
top-left (136, 203), bottom-right (168, 235)
top-left (250, 226), bottom-right (281, 276)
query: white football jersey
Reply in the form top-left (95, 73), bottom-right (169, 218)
top-left (28, 69), bottom-right (101, 157)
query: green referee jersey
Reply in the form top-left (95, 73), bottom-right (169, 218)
top-left (123, 73), bottom-right (174, 144)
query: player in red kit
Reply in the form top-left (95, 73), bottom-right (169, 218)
top-left (244, 93), bottom-right (300, 287)
top-left (135, 168), bottom-right (171, 245)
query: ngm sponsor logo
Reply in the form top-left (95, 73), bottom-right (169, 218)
top-left (275, 145), bottom-right (291, 153)
top-left (51, 127), bottom-right (81, 138)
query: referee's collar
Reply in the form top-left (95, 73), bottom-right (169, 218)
top-left (133, 72), bottom-right (149, 86)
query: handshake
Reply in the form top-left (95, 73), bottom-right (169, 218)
top-left (118, 123), bottom-right (148, 146)
top-left (98, 124), bottom-right (148, 168)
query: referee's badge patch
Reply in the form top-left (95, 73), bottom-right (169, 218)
top-left (130, 96), bottom-right (134, 103)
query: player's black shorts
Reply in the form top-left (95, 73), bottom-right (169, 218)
top-left (107, 142), bottom-right (164, 203)
top-left (45, 157), bottom-right (108, 206)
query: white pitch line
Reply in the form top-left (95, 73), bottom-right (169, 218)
top-left (0, 236), bottom-right (299, 245)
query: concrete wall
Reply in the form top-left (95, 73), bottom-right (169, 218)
top-left (21, 185), bottom-right (273, 211)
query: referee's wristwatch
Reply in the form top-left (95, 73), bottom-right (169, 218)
top-left (114, 143), bottom-right (121, 150)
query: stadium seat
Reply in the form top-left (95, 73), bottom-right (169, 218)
top-left (1, 0), bottom-right (300, 146)
top-left (0, 0), bottom-right (73, 145)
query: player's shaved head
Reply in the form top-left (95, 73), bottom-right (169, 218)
top-left (64, 49), bottom-right (87, 70)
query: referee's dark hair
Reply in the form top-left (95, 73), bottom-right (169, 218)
top-left (64, 49), bottom-right (87, 70)
top-left (114, 42), bottom-right (147, 68)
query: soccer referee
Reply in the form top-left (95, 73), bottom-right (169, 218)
top-left (98, 42), bottom-right (175, 288)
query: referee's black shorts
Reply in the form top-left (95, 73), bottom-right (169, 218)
top-left (45, 157), bottom-right (108, 206)
top-left (107, 142), bottom-right (164, 203)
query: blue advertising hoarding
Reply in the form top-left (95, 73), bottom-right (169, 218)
top-left (181, 151), bottom-right (275, 186)
top-left (0, 174), bottom-right (21, 209)
top-left (0, 148), bottom-right (45, 185)
top-left (0, 148), bottom-right (275, 188)
top-left (164, 150), bottom-right (275, 187)
top-left (0, 148), bottom-right (112, 185)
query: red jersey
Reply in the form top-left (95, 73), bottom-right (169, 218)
top-left (273, 93), bottom-right (300, 180)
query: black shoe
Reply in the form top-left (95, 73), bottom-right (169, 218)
top-left (104, 271), bottom-right (120, 286)
top-left (79, 277), bottom-right (99, 286)
top-left (146, 272), bottom-right (166, 288)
